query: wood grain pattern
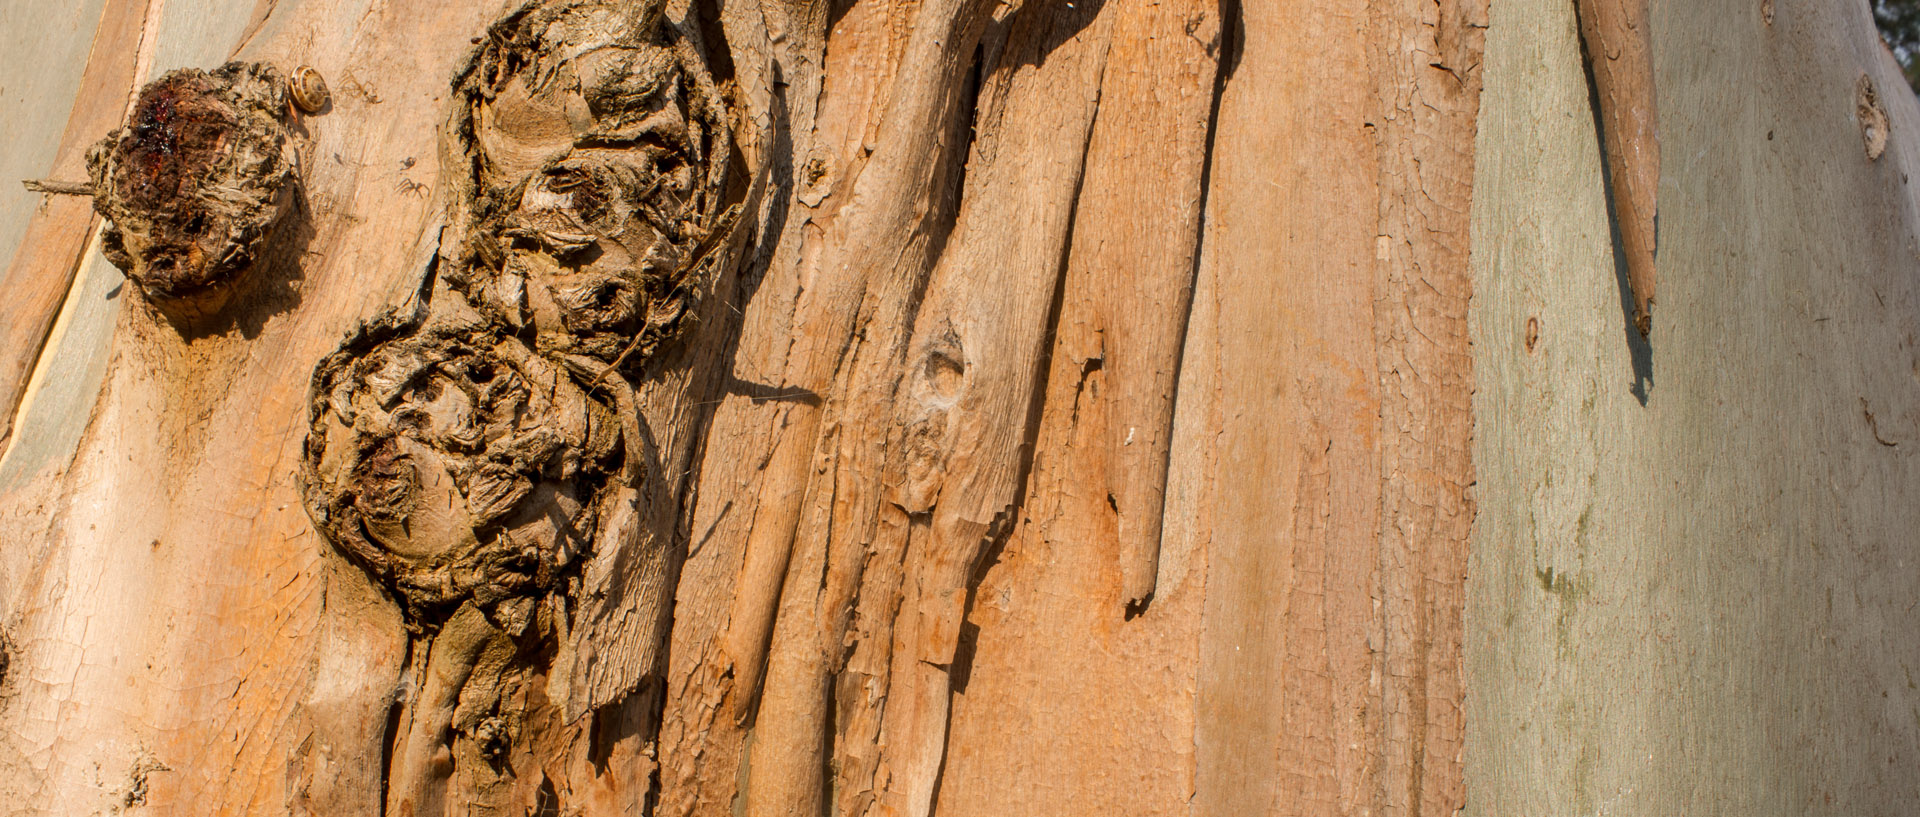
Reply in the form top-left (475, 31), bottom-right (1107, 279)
top-left (1191, 0), bottom-right (1483, 813)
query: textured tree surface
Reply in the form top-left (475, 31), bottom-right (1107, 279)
top-left (1468, 0), bottom-right (1920, 813)
top-left (0, 0), bottom-right (1913, 816)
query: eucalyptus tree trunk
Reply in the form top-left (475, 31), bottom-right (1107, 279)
top-left (0, 0), bottom-right (1911, 816)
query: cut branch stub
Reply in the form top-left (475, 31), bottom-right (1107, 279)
top-left (301, 312), bottom-right (626, 632)
top-left (86, 62), bottom-right (298, 323)
top-left (449, 0), bottom-right (736, 373)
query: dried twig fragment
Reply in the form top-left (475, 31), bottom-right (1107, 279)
top-left (86, 62), bottom-right (298, 323)
top-left (22, 179), bottom-right (93, 196)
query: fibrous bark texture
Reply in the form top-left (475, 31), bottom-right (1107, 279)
top-left (0, 0), bottom-right (1490, 809)
top-left (20, 0), bottom-right (1920, 813)
top-left (299, 1), bottom-right (746, 812)
top-left (87, 61), bottom-right (299, 325)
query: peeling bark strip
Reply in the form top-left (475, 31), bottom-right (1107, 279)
top-left (301, 0), bottom-right (741, 813)
top-left (86, 62), bottom-right (300, 324)
top-left (1065, 0), bottom-right (1221, 610)
top-left (1856, 74), bottom-right (1890, 160)
top-left (0, 0), bottom-right (158, 453)
top-left (1575, 0), bottom-right (1659, 336)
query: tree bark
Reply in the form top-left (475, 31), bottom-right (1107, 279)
top-left (1467, 0), bottom-right (1920, 813)
top-left (0, 0), bottom-right (1911, 815)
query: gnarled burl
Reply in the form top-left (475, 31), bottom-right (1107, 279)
top-left (450, 0), bottom-right (734, 370)
top-left (303, 309), bottom-right (626, 630)
top-left (86, 62), bottom-right (299, 323)
top-left (300, 0), bottom-right (738, 812)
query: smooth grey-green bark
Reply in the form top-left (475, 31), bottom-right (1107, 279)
top-left (1469, 0), bottom-right (1920, 813)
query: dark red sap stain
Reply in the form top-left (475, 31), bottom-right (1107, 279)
top-left (111, 73), bottom-right (245, 292)
top-left (116, 73), bottom-right (236, 213)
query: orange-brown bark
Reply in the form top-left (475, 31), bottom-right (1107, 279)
top-left (0, 0), bottom-right (1489, 813)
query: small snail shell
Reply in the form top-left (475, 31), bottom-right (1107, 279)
top-left (289, 65), bottom-right (329, 113)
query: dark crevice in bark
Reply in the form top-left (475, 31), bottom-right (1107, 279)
top-left (639, 680), bottom-right (666, 817)
top-left (691, 0), bottom-right (735, 87)
top-left (902, 39), bottom-right (990, 331)
top-left (818, 661), bottom-right (837, 817)
top-left (922, 683), bottom-right (961, 817)
top-left (725, 58), bottom-right (795, 318)
top-left (375, 637), bottom-right (417, 817)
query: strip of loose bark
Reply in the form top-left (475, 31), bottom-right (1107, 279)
top-left (718, 0), bottom-right (997, 727)
top-left (928, 3), bottom-right (1223, 809)
top-left (1063, 0), bottom-right (1221, 610)
top-left (1576, 0), bottom-right (1659, 335)
top-left (858, 9), bottom-right (1114, 815)
top-left (0, 0), bottom-right (154, 453)
top-left (730, 0), bottom-right (1003, 812)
